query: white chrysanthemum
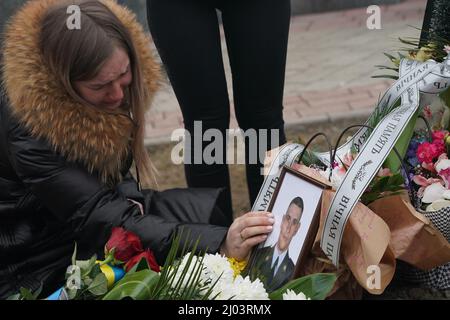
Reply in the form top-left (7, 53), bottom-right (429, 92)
top-left (210, 281), bottom-right (237, 300)
top-left (282, 289), bottom-right (310, 300)
top-left (170, 253), bottom-right (235, 292)
top-left (233, 276), bottom-right (269, 300)
top-left (211, 276), bottom-right (269, 300)
top-left (169, 253), bottom-right (203, 289)
top-left (170, 253), bottom-right (269, 300)
top-left (201, 253), bottom-right (234, 285)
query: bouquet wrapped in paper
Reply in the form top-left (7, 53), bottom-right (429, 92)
top-left (254, 44), bottom-right (450, 295)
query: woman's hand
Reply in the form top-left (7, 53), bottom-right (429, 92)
top-left (220, 211), bottom-right (274, 261)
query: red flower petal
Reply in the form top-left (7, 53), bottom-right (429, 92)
top-left (105, 227), bottom-right (144, 263)
top-left (125, 249), bottom-right (160, 273)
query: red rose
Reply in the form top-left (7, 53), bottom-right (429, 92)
top-left (105, 227), bottom-right (143, 262)
top-left (125, 249), bottom-right (160, 273)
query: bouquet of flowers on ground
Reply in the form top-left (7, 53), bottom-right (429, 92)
top-left (9, 227), bottom-right (336, 300)
top-left (405, 128), bottom-right (450, 212)
top-left (276, 30), bottom-right (450, 296)
top-left (374, 30), bottom-right (450, 216)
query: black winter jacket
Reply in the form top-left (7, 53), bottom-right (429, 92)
top-left (0, 0), bottom-right (229, 299)
top-left (0, 94), bottom-right (228, 299)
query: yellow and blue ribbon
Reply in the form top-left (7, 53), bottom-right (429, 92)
top-left (99, 263), bottom-right (125, 288)
top-left (46, 263), bottom-right (125, 300)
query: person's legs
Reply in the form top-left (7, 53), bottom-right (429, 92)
top-left (220, 0), bottom-right (290, 206)
top-left (147, 0), bottom-right (233, 224)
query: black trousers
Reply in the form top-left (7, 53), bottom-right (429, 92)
top-left (147, 0), bottom-right (289, 224)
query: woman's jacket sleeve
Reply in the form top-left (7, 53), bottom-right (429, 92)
top-left (5, 111), bottom-right (228, 263)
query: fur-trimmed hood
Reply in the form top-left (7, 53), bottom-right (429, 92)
top-left (2, 0), bottom-right (160, 184)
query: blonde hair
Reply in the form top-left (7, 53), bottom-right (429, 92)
top-left (39, 0), bottom-right (155, 187)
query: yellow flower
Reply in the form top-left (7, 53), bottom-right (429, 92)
top-left (415, 45), bottom-right (435, 62)
top-left (446, 135), bottom-right (450, 146)
top-left (227, 258), bottom-right (247, 278)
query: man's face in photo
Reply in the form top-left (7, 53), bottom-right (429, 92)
top-left (277, 202), bottom-right (302, 251)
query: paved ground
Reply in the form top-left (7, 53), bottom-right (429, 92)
top-left (145, 0), bottom-right (427, 145)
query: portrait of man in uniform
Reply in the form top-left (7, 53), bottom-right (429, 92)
top-left (248, 197), bottom-right (303, 292)
top-left (244, 166), bottom-right (328, 293)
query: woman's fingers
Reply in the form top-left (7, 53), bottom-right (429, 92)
top-left (240, 225), bottom-right (273, 240)
top-left (243, 234), bottom-right (268, 248)
top-left (243, 211), bottom-right (272, 218)
top-left (222, 211), bottom-right (275, 260)
top-left (234, 211), bottom-right (271, 223)
top-left (233, 211), bottom-right (274, 242)
top-left (239, 215), bottom-right (274, 230)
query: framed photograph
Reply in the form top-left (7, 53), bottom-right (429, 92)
top-left (244, 165), bottom-right (330, 293)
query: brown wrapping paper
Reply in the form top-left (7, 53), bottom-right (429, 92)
top-left (263, 149), bottom-right (450, 298)
top-left (368, 194), bottom-right (450, 270)
top-left (318, 189), bottom-right (395, 296)
top-left (292, 165), bottom-right (450, 297)
top-left (293, 165), bottom-right (395, 296)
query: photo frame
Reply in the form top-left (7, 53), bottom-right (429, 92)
top-left (244, 165), bottom-right (330, 293)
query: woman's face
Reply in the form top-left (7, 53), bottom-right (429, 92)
top-left (74, 47), bottom-right (132, 111)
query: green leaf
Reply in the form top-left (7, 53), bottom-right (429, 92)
top-left (149, 229), bottom-right (218, 300)
top-left (83, 278), bottom-right (93, 287)
top-left (440, 87), bottom-right (450, 108)
top-left (361, 192), bottom-right (381, 205)
top-left (387, 173), bottom-right (405, 187)
top-left (150, 232), bottom-right (183, 299)
top-left (89, 263), bottom-right (102, 279)
top-left (152, 228), bottom-right (193, 299)
top-left (374, 66), bottom-right (400, 71)
top-left (269, 273), bottom-right (337, 300)
top-left (71, 243), bottom-right (78, 266)
top-left (127, 257), bottom-right (151, 274)
top-left (88, 273), bottom-right (108, 296)
top-left (179, 251), bottom-right (206, 300)
top-left (102, 270), bottom-right (160, 300)
top-left (77, 254), bottom-right (98, 278)
top-left (67, 288), bottom-right (78, 300)
top-left (19, 287), bottom-right (37, 300)
top-left (371, 75), bottom-right (399, 80)
top-left (384, 110), bottom-right (419, 173)
top-left (169, 245), bottom-right (201, 300)
top-left (6, 293), bottom-right (21, 300)
top-left (398, 37), bottom-right (419, 46)
top-left (370, 176), bottom-right (390, 193)
top-left (383, 52), bottom-right (398, 62)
